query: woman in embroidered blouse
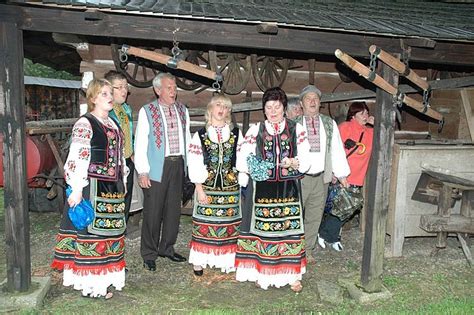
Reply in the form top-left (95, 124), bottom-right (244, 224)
top-left (52, 79), bottom-right (128, 299)
top-left (318, 101), bottom-right (374, 251)
top-left (235, 87), bottom-right (311, 292)
top-left (187, 94), bottom-right (244, 276)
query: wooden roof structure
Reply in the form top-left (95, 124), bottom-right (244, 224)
top-left (1, 0), bottom-right (474, 296)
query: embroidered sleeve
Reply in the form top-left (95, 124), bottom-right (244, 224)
top-left (236, 129), bottom-right (249, 187)
top-left (64, 117), bottom-right (92, 193)
top-left (187, 132), bottom-right (208, 183)
top-left (295, 122), bottom-right (312, 174)
top-left (134, 107), bottom-right (151, 175)
top-left (236, 123), bottom-right (259, 175)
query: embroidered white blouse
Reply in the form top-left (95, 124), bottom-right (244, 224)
top-left (187, 125), bottom-right (244, 184)
top-left (236, 120), bottom-right (312, 187)
top-left (64, 116), bottom-right (128, 194)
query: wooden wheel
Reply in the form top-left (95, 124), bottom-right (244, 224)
top-left (111, 43), bottom-right (161, 88)
top-left (209, 51), bottom-right (251, 95)
top-left (251, 55), bottom-right (291, 91)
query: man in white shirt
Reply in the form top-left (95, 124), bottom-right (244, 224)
top-left (134, 73), bottom-right (191, 271)
top-left (295, 85), bottom-right (350, 254)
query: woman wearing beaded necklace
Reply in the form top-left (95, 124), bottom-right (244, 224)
top-left (187, 94), bottom-right (244, 276)
top-left (235, 87), bottom-right (311, 292)
top-left (51, 79), bottom-right (128, 299)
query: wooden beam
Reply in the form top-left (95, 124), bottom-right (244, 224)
top-left (419, 214), bottom-right (474, 234)
top-left (361, 61), bottom-right (397, 292)
top-left (460, 89), bottom-right (474, 141)
top-left (1, 4), bottom-right (474, 66)
top-left (0, 21), bottom-right (31, 292)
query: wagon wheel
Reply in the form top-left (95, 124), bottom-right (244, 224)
top-left (251, 55), bottom-right (291, 91)
top-left (173, 50), bottom-right (210, 91)
top-left (209, 51), bottom-right (251, 95)
top-left (111, 43), bottom-right (162, 88)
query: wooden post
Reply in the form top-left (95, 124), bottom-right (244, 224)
top-left (0, 22), bottom-right (31, 291)
top-left (242, 91), bottom-right (252, 134)
top-left (360, 61), bottom-right (397, 292)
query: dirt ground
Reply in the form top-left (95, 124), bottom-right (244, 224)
top-left (1, 208), bottom-right (473, 314)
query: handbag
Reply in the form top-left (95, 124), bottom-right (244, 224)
top-left (66, 187), bottom-right (95, 230)
top-left (330, 184), bottom-right (364, 221)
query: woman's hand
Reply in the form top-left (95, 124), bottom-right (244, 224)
top-left (367, 115), bottom-right (375, 125)
top-left (197, 190), bottom-right (209, 205)
top-left (68, 190), bottom-right (82, 207)
top-left (195, 184), bottom-right (208, 204)
top-left (280, 157), bottom-right (290, 168)
top-left (281, 157), bottom-right (299, 169)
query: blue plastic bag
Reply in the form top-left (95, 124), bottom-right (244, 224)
top-left (66, 187), bottom-right (94, 230)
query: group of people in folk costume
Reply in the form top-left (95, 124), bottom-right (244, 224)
top-left (52, 71), bottom-right (374, 298)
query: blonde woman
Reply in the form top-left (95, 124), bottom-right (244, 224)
top-left (187, 94), bottom-right (244, 276)
top-left (52, 79), bottom-right (128, 299)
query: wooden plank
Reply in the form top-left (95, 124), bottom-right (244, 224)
top-left (45, 134), bottom-right (65, 178)
top-left (419, 214), bottom-right (474, 234)
top-left (388, 144), bottom-right (407, 257)
top-left (0, 21), bottom-right (31, 292)
top-left (460, 89), bottom-right (474, 141)
top-left (361, 62), bottom-right (397, 293)
top-left (2, 4), bottom-right (474, 66)
top-left (436, 184), bottom-right (452, 248)
top-left (457, 233), bottom-right (473, 267)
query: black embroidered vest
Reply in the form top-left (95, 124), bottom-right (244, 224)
top-left (83, 113), bottom-right (123, 182)
top-left (256, 119), bottom-right (301, 181)
top-left (198, 126), bottom-right (239, 190)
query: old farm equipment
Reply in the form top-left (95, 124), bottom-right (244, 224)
top-left (111, 44), bottom-right (292, 94)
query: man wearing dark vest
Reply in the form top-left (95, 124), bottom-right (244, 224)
top-left (295, 85), bottom-right (350, 256)
top-left (105, 71), bottom-right (134, 224)
top-left (134, 73), bottom-right (191, 271)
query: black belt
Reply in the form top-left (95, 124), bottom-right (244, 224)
top-left (165, 155), bottom-right (182, 161)
top-left (304, 171), bottom-right (323, 178)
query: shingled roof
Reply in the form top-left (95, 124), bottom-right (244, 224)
top-left (20, 0), bottom-right (474, 41)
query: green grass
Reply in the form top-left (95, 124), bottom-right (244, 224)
top-left (1, 187), bottom-right (473, 314)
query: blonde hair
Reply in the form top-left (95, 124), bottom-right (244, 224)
top-left (205, 94), bottom-right (234, 130)
top-left (86, 79), bottom-right (112, 112)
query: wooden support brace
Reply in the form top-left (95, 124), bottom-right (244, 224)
top-left (124, 45), bottom-right (220, 81)
top-left (335, 49), bottom-right (443, 121)
top-left (369, 45), bottom-right (430, 91)
top-left (419, 214), bottom-right (474, 234)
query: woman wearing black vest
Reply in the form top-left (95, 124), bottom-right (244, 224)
top-left (52, 79), bottom-right (128, 299)
top-left (187, 94), bottom-right (244, 276)
top-left (235, 87), bottom-right (311, 293)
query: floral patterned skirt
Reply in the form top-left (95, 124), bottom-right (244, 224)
top-left (189, 186), bottom-right (241, 272)
top-left (235, 180), bottom-right (306, 289)
top-left (51, 178), bottom-right (126, 297)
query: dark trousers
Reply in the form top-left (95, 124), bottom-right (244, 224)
top-left (125, 157), bottom-right (135, 223)
top-left (318, 213), bottom-right (343, 243)
top-left (140, 157), bottom-right (184, 261)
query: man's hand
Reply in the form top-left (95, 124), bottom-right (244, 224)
top-left (339, 177), bottom-right (349, 188)
top-left (138, 174), bottom-right (151, 189)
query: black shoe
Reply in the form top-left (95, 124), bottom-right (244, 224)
top-left (193, 268), bottom-right (203, 276)
top-left (143, 260), bottom-right (156, 271)
top-left (159, 252), bottom-right (187, 263)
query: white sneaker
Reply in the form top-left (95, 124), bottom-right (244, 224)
top-left (331, 241), bottom-right (343, 251)
top-left (317, 234), bottom-right (326, 249)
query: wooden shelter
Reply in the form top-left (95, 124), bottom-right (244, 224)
top-left (1, 0), bottom-right (474, 293)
